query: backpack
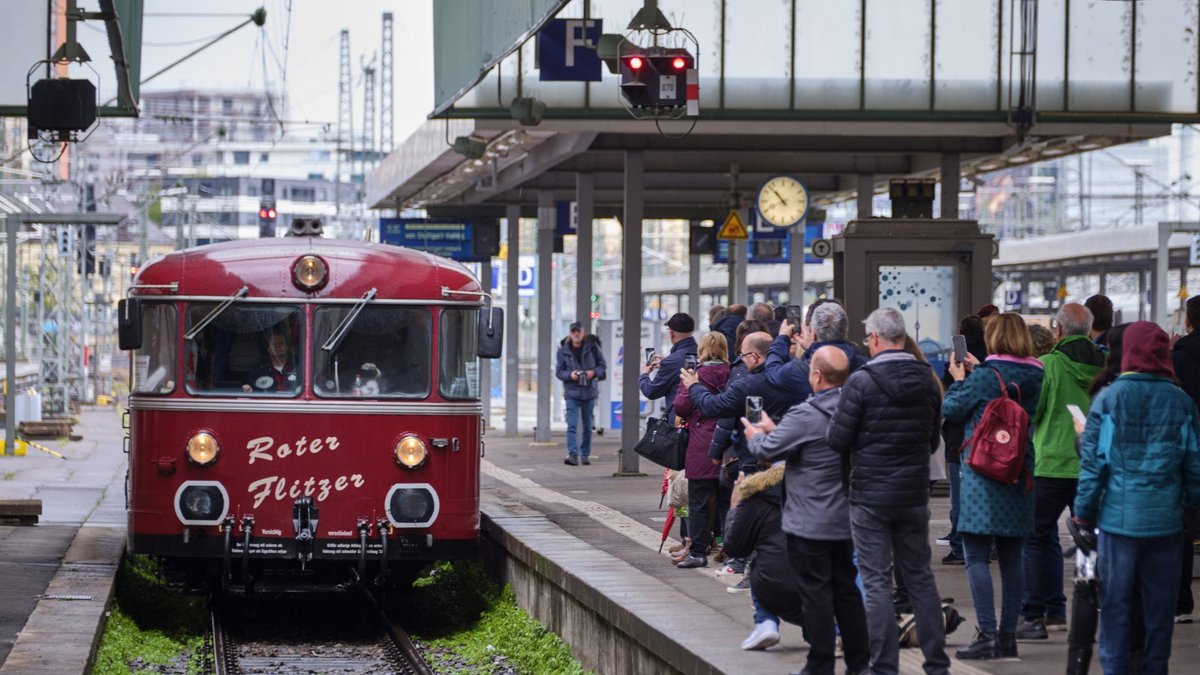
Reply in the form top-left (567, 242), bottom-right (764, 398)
top-left (962, 368), bottom-right (1031, 490)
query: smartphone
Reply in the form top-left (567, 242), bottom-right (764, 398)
top-left (1067, 404), bottom-right (1087, 427)
top-left (745, 396), bottom-right (764, 425)
top-left (785, 305), bottom-right (804, 327)
top-left (684, 354), bottom-right (698, 371)
top-left (644, 348), bottom-right (656, 366)
top-left (952, 334), bottom-right (968, 363)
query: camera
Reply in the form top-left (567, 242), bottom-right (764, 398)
top-left (574, 369), bottom-right (589, 386)
top-left (684, 353), bottom-right (698, 371)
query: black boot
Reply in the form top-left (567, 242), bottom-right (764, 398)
top-left (954, 628), bottom-right (997, 660)
top-left (996, 632), bottom-right (1018, 659)
top-left (1066, 645), bottom-right (1093, 675)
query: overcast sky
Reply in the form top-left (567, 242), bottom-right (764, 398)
top-left (74, 0), bottom-right (435, 145)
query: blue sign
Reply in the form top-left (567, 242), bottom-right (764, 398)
top-left (379, 218), bottom-right (489, 262)
top-left (1004, 289), bottom-right (1024, 310)
top-left (711, 221), bottom-right (827, 265)
top-left (538, 18), bottom-right (603, 82)
top-left (750, 210), bottom-right (786, 240)
top-left (555, 200), bottom-right (576, 236)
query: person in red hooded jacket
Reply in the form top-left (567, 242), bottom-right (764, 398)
top-left (672, 332), bottom-right (732, 568)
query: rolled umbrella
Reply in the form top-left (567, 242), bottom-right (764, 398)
top-left (657, 506), bottom-right (676, 553)
top-left (659, 467), bottom-right (670, 509)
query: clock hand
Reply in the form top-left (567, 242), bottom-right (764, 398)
top-left (771, 188), bottom-right (788, 206)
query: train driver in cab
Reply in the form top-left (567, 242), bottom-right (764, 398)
top-left (243, 329), bottom-right (299, 393)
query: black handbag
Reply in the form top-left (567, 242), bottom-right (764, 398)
top-left (633, 412), bottom-right (686, 470)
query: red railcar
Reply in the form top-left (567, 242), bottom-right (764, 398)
top-left (121, 235), bottom-right (498, 587)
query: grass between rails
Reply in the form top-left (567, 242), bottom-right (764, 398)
top-left (93, 556), bottom-right (582, 674)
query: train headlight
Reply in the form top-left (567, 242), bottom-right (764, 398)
top-left (292, 255), bottom-right (328, 291)
top-left (185, 432), bottom-right (219, 466)
top-left (394, 435), bottom-right (427, 469)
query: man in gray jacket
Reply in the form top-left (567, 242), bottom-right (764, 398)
top-left (743, 346), bottom-right (869, 675)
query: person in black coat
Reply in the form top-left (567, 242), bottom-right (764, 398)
top-left (555, 322), bottom-right (607, 466)
top-left (722, 466), bottom-right (807, 639)
top-left (1171, 295), bottom-right (1200, 622)
top-left (639, 313), bottom-right (697, 419)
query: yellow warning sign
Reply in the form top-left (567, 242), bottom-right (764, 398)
top-left (1057, 285), bottom-right (1069, 300)
top-left (717, 210), bottom-right (749, 240)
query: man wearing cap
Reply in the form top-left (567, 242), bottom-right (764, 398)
top-left (641, 313), bottom-right (697, 419)
top-left (555, 322), bottom-right (607, 466)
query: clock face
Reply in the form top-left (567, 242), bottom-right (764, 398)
top-left (757, 176), bottom-right (809, 227)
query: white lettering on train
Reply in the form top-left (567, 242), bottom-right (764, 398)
top-left (245, 435), bottom-right (341, 464)
top-left (247, 474), bottom-right (366, 509)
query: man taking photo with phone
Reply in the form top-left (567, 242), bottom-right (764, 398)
top-left (639, 313), bottom-right (697, 420)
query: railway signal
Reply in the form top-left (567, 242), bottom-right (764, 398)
top-left (619, 46), bottom-right (694, 112)
top-left (258, 199), bottom-right (277, 238)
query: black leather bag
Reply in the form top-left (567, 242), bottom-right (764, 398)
top-left (633, 413), bottom-right (686, 470)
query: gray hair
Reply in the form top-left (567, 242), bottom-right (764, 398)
top-left (749, 302), bottom-right (774, 323)
top-left (1055, 303), bottom-right (1093, 337)
top-left (811, 302), bottom-right (849, 342)
top-left (864, 307), bottom-right (907, 343)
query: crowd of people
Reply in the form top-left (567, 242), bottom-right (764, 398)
top-left (611, 295), bottom-right (1200, 675)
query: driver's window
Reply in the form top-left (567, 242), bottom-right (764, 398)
top-left (312, 306), bottom-right (431, 398)
top-left (184, 305), bottom-right (303, 397)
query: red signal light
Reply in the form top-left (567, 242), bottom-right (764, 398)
top-left (260, 208), bottom-right (277, 219)
top-left (672, 57), bottom-right (687, 70)
top-left (628, 56), bottom-right (644, 70)
top-left (268, 208), bottom-right (277, 219)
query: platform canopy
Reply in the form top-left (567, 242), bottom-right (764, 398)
top-left (371, 0), bottom-right (1200, 218)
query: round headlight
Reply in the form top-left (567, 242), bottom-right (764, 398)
top-left (292, 255), bottom-right (328, 291)
top-left (186, 432), bottom-right (219, 466)
top-left (394, 435), bottom-right (427, 469)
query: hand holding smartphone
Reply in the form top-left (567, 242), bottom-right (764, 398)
top-left (684, 354), bottom-right (698, 371)
top-left (644, 348), bottom-right (656, 366)
top-left (745, 396), bottom-right (764, 425)
top-left (952, 334), bottom-right (968, 363)
top-left (1067, 404), bottom-right (1087, 427)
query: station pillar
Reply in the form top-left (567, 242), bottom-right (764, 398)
top-left (857, 174), bottom-right (874, 217)
top-left (505, 204), bottom-right (520, 436)
top-left (941, 153), bottom-right (961, 219)
top-left (576, 173), bottom-right (594, 332)
top-left (619, 150), bottom-right (644, 475)
top-left (535, 192), bottom-right (555, 444)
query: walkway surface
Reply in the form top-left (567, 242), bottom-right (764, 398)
top-left (481, 431), bottom-right (1200, 674)
top-left (0, 405), bottom-right (127, 674)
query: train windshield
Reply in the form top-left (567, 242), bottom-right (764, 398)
top-left (439, 309), bottom-right (480, 400)
top-left (133, 303), bottom-right (177, 394)
top-left (312, 306), bottom-right (431, 398)
top-left (183, 304), bottom-right (304, 396)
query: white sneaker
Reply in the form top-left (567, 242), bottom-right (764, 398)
top-left (741, 619), bottom-right (780, 651)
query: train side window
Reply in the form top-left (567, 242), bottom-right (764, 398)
top-left (184, 304), bottom-right (304, 397)
top-left (312, 306), bottom-right (431, 398)
top-left (132, 303), bottom-right (177, 395)
top-left (438, 308), bottom-right (479, 400)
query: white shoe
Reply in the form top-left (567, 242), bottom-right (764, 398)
top-left (741, 619), bottom-right (780, 651)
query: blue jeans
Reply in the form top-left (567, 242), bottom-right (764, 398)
top-left (1098, 530), bottom-right (1183, 675)
top-left (947, 461), bottom-right (963, 558)
top-left (1021, 476), bottom-right (1074, 621)
top-left (962, 533), bottom-right (1024, 634)
top-left (751, 588), bottom-right (779, 625)
top-left (564, 397), bottom-right (594, 458)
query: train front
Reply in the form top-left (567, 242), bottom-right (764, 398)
top-left (122, 238), bottom-right (493, 588)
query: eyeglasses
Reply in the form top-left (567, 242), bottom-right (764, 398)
top-left (738, 352), bottom-right (760, 361)
top-left (862, 332), bottom-right (877, 346)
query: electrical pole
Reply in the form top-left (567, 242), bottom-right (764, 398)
top-left (335, 29), bottom-right (353, 233)
top-left (380, 12), bottom-right (394, 155)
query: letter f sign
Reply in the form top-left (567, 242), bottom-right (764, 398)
top-left (564, 19), bottom-right (596, 68)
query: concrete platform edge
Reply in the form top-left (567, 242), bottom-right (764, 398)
top-left (0, 526), bottom-right (125, 675)
top-left (481, 503), bottom-right (729, 675)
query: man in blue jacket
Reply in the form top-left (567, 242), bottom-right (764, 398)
top-left (764, 300), bottom-right (869, 406)
top-left (1074, 321), bottom-right (1200, 674)
top-left (555, 322), bottom-right (607, 466)
top-left (639, 313), bottom-right (696, 419)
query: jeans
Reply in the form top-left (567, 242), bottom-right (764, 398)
top-left (962, 533), bottom-right (1024, 634)
top-left (1022, 476), bottom-right (1075, 621)
top-left (787, 534), bottom-right (870, 675)
top-left (686, 478), bottom-right (718, 556)
top-left (850, 503), bottom-right (950, 675)
top-left (947, 461), bottom-right (963, 558)
top-left (1098, 530), bottom-right (1184, 675)
top-left (564, 397), bottom-right (594, 458)
top-left (751, 588), bottom-right (779, 625)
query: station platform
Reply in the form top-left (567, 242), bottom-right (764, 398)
top-left (480, 431), bottom-right (1200, 675)
top-left (1, 406), bottom-right (1197, 674)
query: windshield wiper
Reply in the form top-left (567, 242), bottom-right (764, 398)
top-left (184, 286), bottom-right (249, 340)
top-left (322, 288), bottom-right (377, 352)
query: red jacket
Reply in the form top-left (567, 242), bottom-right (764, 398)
top-left (673, 362), bottom-right (731, 480)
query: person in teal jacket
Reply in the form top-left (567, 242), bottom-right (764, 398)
top-left (1073, 321), bottom-right (1200, 675)
top-left (943, 313), bottom-right (1044, 660)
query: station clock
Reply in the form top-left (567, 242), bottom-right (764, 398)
top-left (756, 175), bottom-right (809, 227)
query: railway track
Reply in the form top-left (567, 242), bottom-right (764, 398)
top-left (207, 589), bottom-right (433, 674)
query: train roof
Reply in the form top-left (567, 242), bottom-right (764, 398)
top-left (132, 238), bottom-right (482, 301)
